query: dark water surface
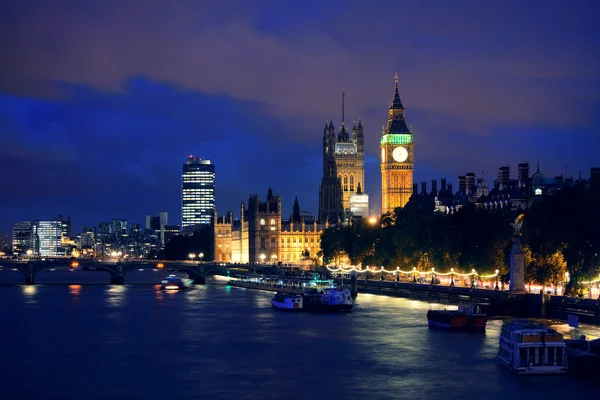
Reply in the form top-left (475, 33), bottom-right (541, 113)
top-left (1, 270), bottom-right (598, 400)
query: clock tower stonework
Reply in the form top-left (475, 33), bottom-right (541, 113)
top-left (381, 73), bottom-right (414, 214)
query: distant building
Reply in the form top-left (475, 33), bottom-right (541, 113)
top-left (36, 220), bottom-right (64, 257)
top-left (349, 183), bottom-right (369, 218)
top-left (163, 225), bottom-right (180, 244)
top-left (182, 156), bottom-right (215, 230)
top-left (111, 219), bottom-right (127, 237)
top-left (215, 189), bottom-right (328, 264)
top-left (518, 162), bottom-right (530, 188)
top-left (79, 227), bottom-right (96, 252)
top-left (0, 233), bottom-right (8, 250)
top-left (145, 212), bottom-right (169, 245)
top-left (498, 166), bottom-right (510, 191)
top-left (54, 215), bottom-right (72, 240)
top-left (12, 222), bottom-right (36, 255)
top-left (12, 220), bottom-right (63, 256)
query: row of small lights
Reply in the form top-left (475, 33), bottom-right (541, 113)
top-left (326, 265), bottom-right (500, 279)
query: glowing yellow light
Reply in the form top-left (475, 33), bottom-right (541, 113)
top-left (157, 263), bottom-right (164, 269)
top-left (164, 285), bottom-right (179, 290)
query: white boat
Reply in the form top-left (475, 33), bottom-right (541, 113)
top-left (271, 292), bottom-right (303, 311)
top-left (497, 320), bottom-right (568, 375)
top-left (160, 274), bottom-right (194, 290)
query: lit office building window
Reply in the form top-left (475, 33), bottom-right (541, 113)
top-left (182, 156), bottom-right (216, 229)
top-left (37, 220), bottom-right (64, 257)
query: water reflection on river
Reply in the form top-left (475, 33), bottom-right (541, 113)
top-left (0, 269), bottom-right (598, 399)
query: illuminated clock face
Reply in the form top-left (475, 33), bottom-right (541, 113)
top-left (381, 148), bottom-right (385, 163)
top-left (392, 146), bottom-right (408, 162)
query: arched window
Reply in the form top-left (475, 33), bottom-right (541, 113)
top-left (343, 176), bottom-right (348, 191)
top-left (350, 175), bottom-right (354, 192)
top-left (260, 219), bottom-right (265, 226)
top-left (270, 219), bottom-right (276, 225)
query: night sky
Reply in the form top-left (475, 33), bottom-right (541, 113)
top-left (1, 0), bottom-right (599, 235)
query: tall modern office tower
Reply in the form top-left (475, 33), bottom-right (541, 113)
top-left (182, 156), bottom-right (216, 230)
top-left (381, 73), bottom-right (414, 213)
top-left (37, 220), bottom-right (64, 257)
top-left (12, 221), bottom-right (35, 255)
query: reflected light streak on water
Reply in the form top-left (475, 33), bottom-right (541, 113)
top-left (106, 285), bottom-right (127, 307)
top-left (22, 285), bottom-right (38, 305)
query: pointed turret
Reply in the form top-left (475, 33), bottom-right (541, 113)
top-left (356, 118), bottom-right (364, 152)
top-left (267, 185), bottom-right (273, 201)
top-left (391, 72), bottom-right (404, 109)
top-left (385, 73), bottom-right (410, 134)
top-left (292, 196), bottom-right (301, 223)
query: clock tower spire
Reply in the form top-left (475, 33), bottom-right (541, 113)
top-left (380, 73), bottom-right (414, 214)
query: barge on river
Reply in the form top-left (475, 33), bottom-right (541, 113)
top-left (427, 305), bottom-right (486, 330)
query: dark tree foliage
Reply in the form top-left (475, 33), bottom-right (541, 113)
top-left (320, 195), bottom-right (516, 275)
top-left (320, 181), bottom-right (600, 291)
top-left (523, 181), bottom-right (600, 295)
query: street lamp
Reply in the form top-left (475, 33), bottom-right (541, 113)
top-left (471, 269), bottom-right (476, 288)
top-left (413, 267), bottom-right (417, 283)
top-left (430, 267), bottom-right (435, 285)
top-left (271, 254), bottom-right (277, 265)
top-left (199, 252), bottom-right (204, 263)
top-left (189, 253), bottom-right (196, 261)
top-left (450, 268), bottom-right (455, 286)
top-left (260, 254), bottom-right (266, 264)
top-left (495, 269), bottom-right (500, 291)
top-left (26, 249), bottom-right (33, 258)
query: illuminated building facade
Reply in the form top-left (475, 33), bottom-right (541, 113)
top-left (214, 189), bottom-right (326, 264)
top-left (37, 220), bottom-right (64, 257)
top-left (319, 91), bottom-right (364, 220)
top-left (381, 73), bottom-right (414, 213)
top-left (182, 156), bottom-right (215, 230)
top-left (214, 212), bottom-right (233, 263)
top-left (349, 184), bottom-right (369, 218)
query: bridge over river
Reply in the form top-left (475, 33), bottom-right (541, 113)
top-left (0, 258), bottom-right (277, 285)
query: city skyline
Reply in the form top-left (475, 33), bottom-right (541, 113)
top-left (1, 0), bottom-right (599, 234)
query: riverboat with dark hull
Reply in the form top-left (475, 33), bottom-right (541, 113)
top-left (497, 320), bottom-right (568, 375)
top-left (302, 287), bottom-right (353, 313)
top-left (565, 335), bottom-right (600, 379)
top-left (427, 306), bottom-right (486, 330)
top-left (271, 293), bottom-right (303, 311)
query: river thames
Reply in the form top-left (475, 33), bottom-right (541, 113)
top-left (1, 269), bottom-right (598, 400)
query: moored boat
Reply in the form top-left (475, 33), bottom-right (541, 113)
top-left (497, 320), bottom-right (568, 375)
top-left (565, 335), bottom-right (600, 379)
top-left (302, 287), bottom-right (353, 313)
top-left (160, 274), bottom-right (194, 290)
top-left (427, 305), bottom-right (487, 330)
top-left (271, 292), bottom-right (303, 311)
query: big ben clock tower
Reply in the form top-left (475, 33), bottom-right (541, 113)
top-left (381, 73), bottom-right (414, 214)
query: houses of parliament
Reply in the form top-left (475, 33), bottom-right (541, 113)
top-left (214, 75), bottom-right (414, 263)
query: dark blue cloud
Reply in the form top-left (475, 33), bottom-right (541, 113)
top-left (0, 0), bottom-right (599, 235)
